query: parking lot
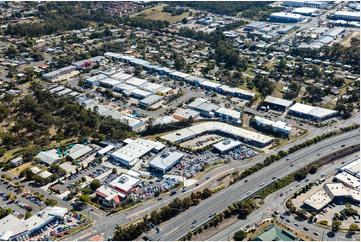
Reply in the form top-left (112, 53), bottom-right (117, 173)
top-left (0, 180), bottom-right (45, 218)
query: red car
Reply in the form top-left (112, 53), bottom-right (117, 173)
top-left (50, 231), bottom-right (55, 236)
top-left (65, 230), bottom-right (70, 235)
top-left (57, 233), bottom-right (63, 238)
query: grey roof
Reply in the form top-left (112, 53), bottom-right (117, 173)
top-left (36, 149), bottom-right (60, 166)
top-left (263, 96), bottom-right (293, 108)
top-left (149, 152), bottom-right (184, 171)
top-left (316, 36), bottom-right (334, 44)
top-left (245, 21), bottom-right (269, 29)
top-left (213, 139), bottom-right (242, 152)
top-left (254, 225), bottom-right (297, 241)
top-left (139, 94), bottom-right (163, 105)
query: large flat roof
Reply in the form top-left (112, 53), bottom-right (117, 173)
top-left (125, 77), bottom-right (148, 87)
top-left (98, 145), bottom-right (115, 156)
top-left (263, 95), bottom-right (293, 108)
top-left (140, 82), bottom-right (163, 93)
top-left (149, 151), bottom-right (184, 171)
top-left (110, 174), bottom-right (141, 193)
top-left (215, 107), bottom-right (241, 120)
top-left (68, 144), bottom-right (92, 160)
top-left (161, 121), bottom-right (273, 145)
top-left (213, 139), bottom-right (242, 152)
top-left (254, 116), bottom-right (292, 132)
top-left (288, 103), bottom-right (337, 118)
top-left (100, 78), bottom-right (121, 87)
top-left (303, 187), bottom-right (332, 210)
top-left (36, 149), bottom-right (60, 166)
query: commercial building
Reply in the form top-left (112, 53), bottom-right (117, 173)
top-left (335, 159), bottom-right (360, 190)
top-left (110, 72), bottom-right (132, 82)
top-left (113, 83), bottom-right (137, 95)
top-left (278, 25), bottom-right (297, 34)
top-left (304, 1), bottom-right (329, 8)
top-left (55, 88), bottom-right (72, 96)
top-left (125, 77), bottom-right (148, 88)
top-left (283, 1), bottom-right (305, 8)
top-left (9, 157), bottom-right (23, 167)
top-left (109, 174), bottom-right (141, 194)
top-left (253, 225), bottom-right (297, 241)
top-left (287, 103), bottom-right (338, 122)
top-left (153, 116), bottom-right (178, 125)
top-left (95, 185), bottom-right (126, 208)
top-left (292, 7), bottom-right (320, 16)
top-left (269, 12), bottom-right (306, 23)
top-left (217, 85), bottom-right (256, 101)
top-left (333, 11), bottom-right (360, 22)
top-left (35, 149), bottom-right (61, 166)
top-left (130, 88), bottom-right (152, 99)
top-left (169, 71), bottom-right (190, 81)
top-left (214, 107), bottom-right (242, 124)
top-left (254, 116), bottom-right (292, 135)
top-left (86, 74), bottom-right (107, 86)
top-left (138, 94), bottom-right (163, 108)
top-left (148, 152), bottom-right (184, 174)
top-left (139, 82), bottom-right (163, 94)
top-left (72, 59), bottom-right (94, 70)
top-left (0, 207), bottom-right (68, 241)
top-left (323, 27), bottom-right (345, 39)
top-left (109, 139), bottom-right (165, 168)
top-left (212, 139), bottom-right (242, 154)
top-left (262, 95), bottom-right (294, 112)
top-left (303, 183), bottom-right (360, 211)
top-left (161, 121), bottom-right (274, 148)
top-left (67, 144), bottom-right (92, 160)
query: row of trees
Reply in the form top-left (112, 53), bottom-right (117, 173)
top-left (113, 188), bottom-right (213, 240)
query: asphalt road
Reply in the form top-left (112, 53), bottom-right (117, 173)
top-left (208, 152), bottom-right (360, 241)
top-left (145, 129), bottom-right (360, 241)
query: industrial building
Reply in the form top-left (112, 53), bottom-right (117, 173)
top-left (138, 94), bottom-right (163, 108)
top-left (67, 144), bottom-right (92, 160)
top-left (109, 139), bottom-right (165, 168)
top-left (86, 74), bottom-right (107, 86)
top-left (262, 95), bottom-right (294, 112)
top-left (97, 145), bottom-right (115, 157)
top-left (161, 121), bottom-right (274, 148)
top-left (110, 72), bottom-right (132, 82)
top-left (173, 109), bottom-right (200, 121)
top-left (9, 157), bottom-right (23, 167)
top-left (292, 7), bottom-right (320, 16)
top-left (332, 11), bottom-right (360, 22)
top-left (269, 12), bottom-right (306, 23)
top-left (323, 27), bottom-right (345, 39)
top-left (148, 152), bottom-right (184, 174)
top-left (0, 207), bottom-right (68, 241)
top-left (35, 149), bottom-right (61, 166)
top-left (214, 107), bottom-right (242, 124)
top-left (277, 25), bottom-right (297, 34)
top-left (335, 159), bottom-right (360, 190)
top-left (287, 103), bottom-right (338, 122)
top-left (212, 139), bottom-right (242, 154)
top-left (125, 77), bottom-right (148, 87)
top-left (244, 22), bottom-right (270, 31)
top-left (113, 83), bottom-right (137, 96)
top-left (130, 88), bottom-right (152, 99)
top-left (283, 1), bottom-right (329, 9)
top-left (99, 78), bottom-right (121, 89)
top-left (42, 65), bottom-right (77, 81)
top-left (254, 116), bottom-right (292, 135)
top-left (188, 98), bottom-right (220, 118)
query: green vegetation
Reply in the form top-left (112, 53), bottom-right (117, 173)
top-left (6, 2), bottom-right (115, 37)
top-left (233, 229), bottom-right (247, 241)
top-left (45, 198), bottom-right (58, 206)
top-left (119, 16), bottom-right (170, 30)
top-left (0, 207), bottom-right (12, 219)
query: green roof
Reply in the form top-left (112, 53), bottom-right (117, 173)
top-left (253, 225), bottom-right (297, 241)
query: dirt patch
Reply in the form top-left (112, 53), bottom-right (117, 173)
top-left (8, 162), bottom-right (34, 176)
top-left (341, 31), bottom-right (360, 47)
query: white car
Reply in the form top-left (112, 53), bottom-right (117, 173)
top-left (247, 191), bottom-right (251, 195)
top-left (260, 183), bottom-right (265, 187)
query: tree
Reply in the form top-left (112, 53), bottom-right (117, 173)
top-left (112, 168), bottom-right (117, 174)
top-left (174, 56), bottom-right (185, 71)
top-left (25, 212), bottom-right (32, 219)
top-left (332, 220), bottom-right (342, 232)
top-left (77, 194), bottom-right (91, 204)
top-left (233, 229), bottom-right (247, 241)
top-left (309, 164), bottom-right (318, 174)
top-left (90, 179), bottom-right (101, 190)
top-left (349, 223), bottom-right (359, 233)
top-left (201, 188), bottom-right (212, 199)
top-left (183, 197), bottom-right (192, 208)
top-left (45, 198), bottom-right (58, 206)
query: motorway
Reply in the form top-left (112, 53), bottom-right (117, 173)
top-left (208, 152), bottom-right (360, 241)
top-left (145, 129), bottom-right (360, 241)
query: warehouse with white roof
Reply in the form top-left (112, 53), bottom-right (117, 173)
top-left (262, 95), bottom-right (294, 112)
top-left (270, 12), bottom-right (306, 23)
top-left (161, 121), bottom-right (274, 147)
top-left (99, 78), bottom-right (121, 89)
top-left (148, 152), bottom-right (184, 174)
top-left (333, 11), bottom-right (360, 22)
top-left (254, 116), bottom-right (292, 135)
top-left (213, 139), bottom-right (242, 154)
top-left (287, 103), bottom-right (338, 122)
top-left (86, 74), bottom-right (107, 86)
top-left (110, 139), bottom-right (165, 168)
top-left (292, 7), bottom-right (319, 16)
top-left (215, 107), bottom-right (242, 123)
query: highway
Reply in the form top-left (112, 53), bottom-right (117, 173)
top-left (65, 128), bottom-right (360, 241)
top-left (208, 152), bottom-right (360, 241)
top-left (145, 129), bottom-right (360, 241)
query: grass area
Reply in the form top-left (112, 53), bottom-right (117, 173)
top-left (131, 3), bottom-right (193, 24)
top-left (8, 162), bottom-right (34, 176)
top-left (340, 31), bottom-right (360, 47)
top-left (0, 147), bottom-right (22, 163)
top-left (265, 62), bottom-right (274, 70)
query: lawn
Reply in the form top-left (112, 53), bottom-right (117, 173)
top-left (8, 162), bottom-right (34, 176)
top-left (131, 4), bottom-right (193, 24)
top-left (0, 147), bottom-right (22, 163)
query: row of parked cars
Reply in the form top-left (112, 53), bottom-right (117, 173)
top-left (88, 166), bottom-right (110, 178)
top-left (14, 199), bottom-right (33, 211)
top-left (22, 193), bottom-right (44, 207)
